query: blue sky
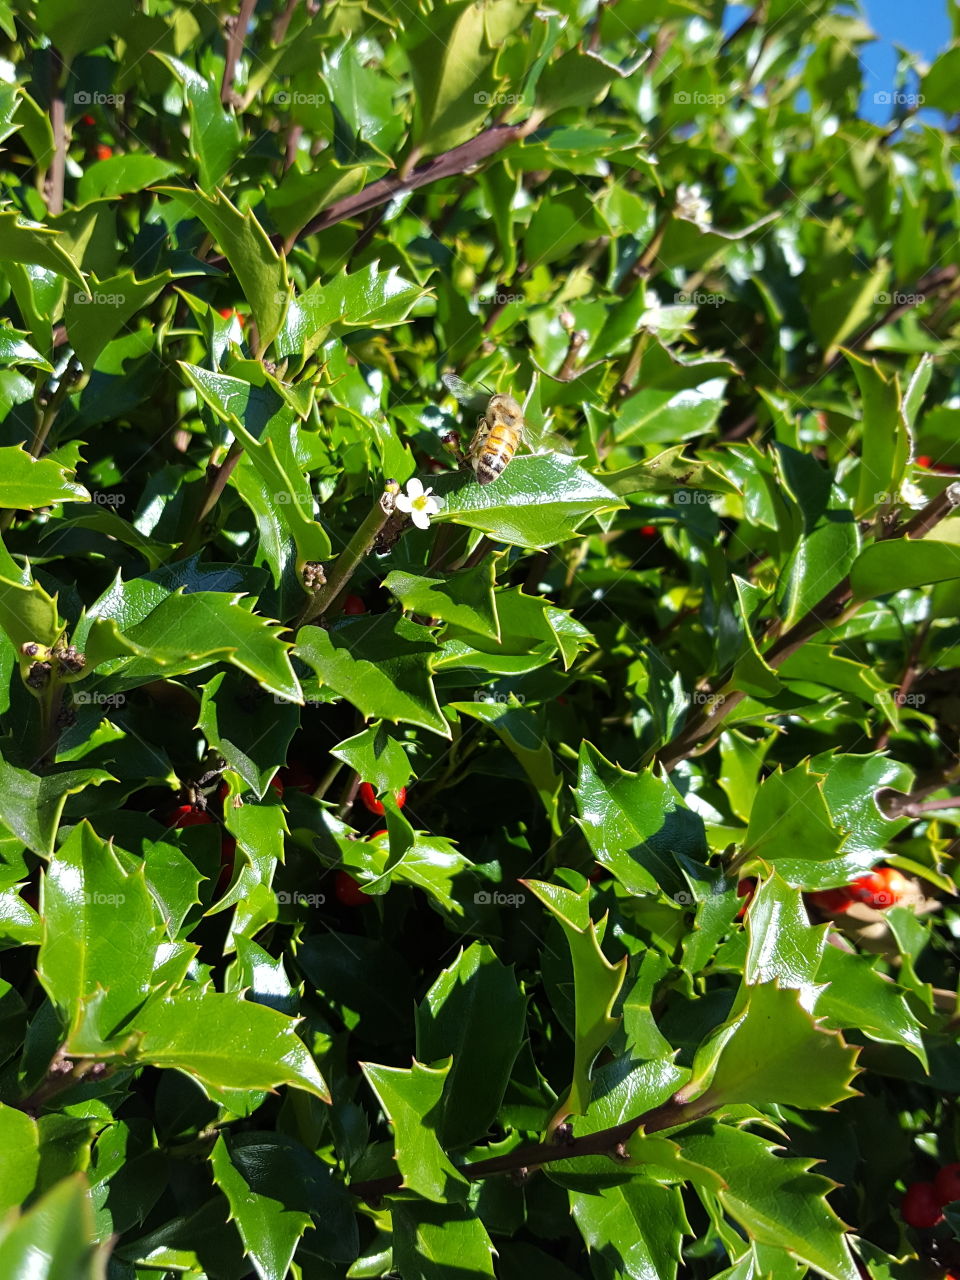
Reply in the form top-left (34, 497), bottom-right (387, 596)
top-left (859, 0), bottom-right (953, 118)
top-left (723, 0), bottom-right (954, 121)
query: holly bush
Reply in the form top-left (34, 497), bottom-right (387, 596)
top-left (1, 0), bottom-right (960, 1276)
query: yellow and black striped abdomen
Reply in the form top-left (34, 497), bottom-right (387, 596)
top-left (475, 421), bottom-right (520, 485)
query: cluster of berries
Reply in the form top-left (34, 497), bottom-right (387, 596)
top-left (735, 866), bottom-right (911, 920)
top-left (901, 1164), bottom-right (960, 1228)
top-left (165, 770), bottom-right (407, 907)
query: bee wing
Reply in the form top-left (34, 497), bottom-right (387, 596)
top-left (442, 372), bottom-right (492, 418)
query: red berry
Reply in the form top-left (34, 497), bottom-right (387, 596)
top-left (81, 113), bottom-right (96, 126)
top-left (915, 455), bottom-right (931, 468)
top-left (736, 878), bottom-right (756, 919)
top-left (218, 307), bottom-right (234, 318)
top-left (270, 775), bottom-right (284, 799)
top-left (901, 1181), bottom-right (944, 1228)
top-left (847, 867), bottom-right (909, 910)
top-left (640, 525), bottom-right (657, 537)
top-left (367, 829), bottom-right (389, 841)
top-left (167, 804), bottom-right (214, 828)
top-left (358, 783), bottom-right (406, 815)
top-left (935, 1163), bottom-right (960, 1206)
top-left (343, 594), bottom-right (367, 615)
top-left (95, 144), bottom-right (112, 161)
top-left (808, 887), bottom-right (854, 914)
top-left (335, 870), bottom-right (367, 906)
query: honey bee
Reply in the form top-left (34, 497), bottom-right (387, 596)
top-left (441, 373), bottom-right (527, 485)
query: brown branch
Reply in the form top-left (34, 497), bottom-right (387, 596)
top-left (349, 1093), bottom-right (707, 1202)
top-left (221, 0), bottom-right (258, 107)
top-left (874, 614), bottom-right (931, 751)
top-left (276, 114), bottom-right (544, 255)
top-left (655, 483), bottom-right (960, 773)
top-left (44, 47), bottom-right (66, 215)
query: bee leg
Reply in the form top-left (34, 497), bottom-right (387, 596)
top-left (464, 416), bottom-right (490, 473)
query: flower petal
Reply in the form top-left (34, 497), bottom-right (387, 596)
top-left (405, 477), bottom-right (424, 500)
top-left (411, 508), bottom-right (431, 530)
top-left (394, 495), bottom-right (413, 513)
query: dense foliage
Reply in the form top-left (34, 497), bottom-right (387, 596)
top-left (1, 0), bottom-right (960, 1276)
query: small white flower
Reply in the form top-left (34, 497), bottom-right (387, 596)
top-left (675, 182), bottom-right (712, 227)
top-left (395, 477), bottom-right (441, 530)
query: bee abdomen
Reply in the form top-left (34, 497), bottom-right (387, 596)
top-left (475, 455), bottom-right (507, 485)
top-left (475, 428), bottom-right (517, 485)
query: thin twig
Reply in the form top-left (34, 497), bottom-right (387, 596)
top-left (44, 47), bottom-right (66, 215)
top-left (221, 0), bottom-right (258, 107)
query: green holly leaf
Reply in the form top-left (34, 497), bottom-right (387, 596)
top-left (296, 616), bottom-right (449, 737)
top-left (416, 943), bottom-right (527, 1150)
top-left (152, 59), bottom-right (241, 189)
top-left (571, 1181), bottom-right (690, 1280)
top-left (276, 262), bottom-right (428, 365)
top-left (0, 758), bottom-right (112, 857)
top-left (330, 722), bottom-right (413, 793)
top-left (211, 1133), bottom-right (355, 1280)
top-left (0, 1174), bottom-right (103, 1278)
top-left (851, 537), bottom-right (960, 599)
top-left (741, 763), bottom-right (842, 875)
top-left (391, 1200), bottom-right (497, 1279)
top-left (0, 1103), bottom-right (38, 1213)
top-left (576, 742), bottom-right (707, 898)
top-left (198, 669), bottom-right (299, 799)
top-left (38, 822), bottom-right (163, 1046)
top-left (75, 581), bottom-right (301, 702)
top-left (132, 986), bottom-right (329, 1101)
top-left (677, 1125), bottom-right (859, 1280)
top-left (0, 211), bottom-right (85, 289)
top-left (814, 946), bottom-right (927, 1067)
top-left (64, 270), bottom-right (171, 371)
top-left (361, 1058), bottom-right (468, 1201)
top-left (524, 880), bottom-right (628, 1123)
top-left (430, 454), bottom-right (622, 550)
top-left (0, 445), bottom-right (90, 510)
top-left (383, 560), bottom-right (500, 640)
top-left (678, 981), bottom-right (859, 1111)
